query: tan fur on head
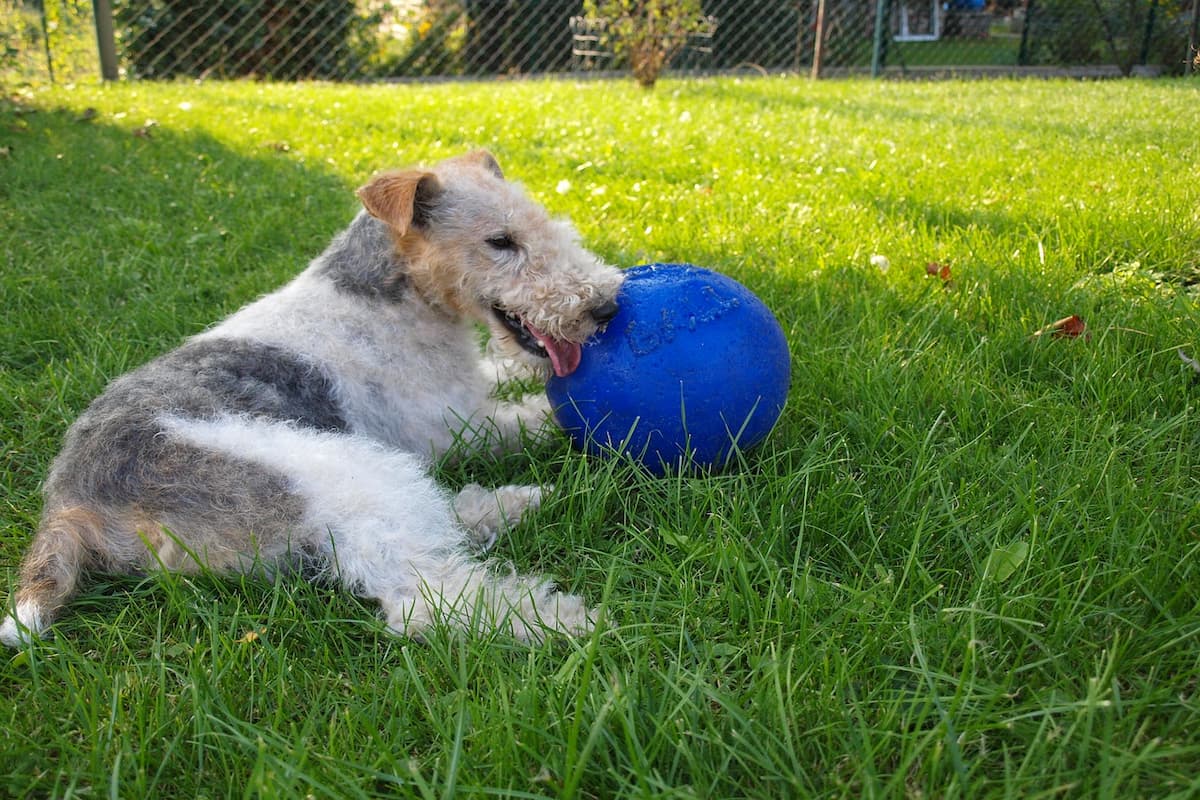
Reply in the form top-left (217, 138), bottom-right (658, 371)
top-left (355, 151), bottom-right (624, 375)
top-left (357, 170), bottom-right (442, 237)
top-left (357, 149), bottom-right (501, 233)
top-left (456, 149), bottom-right (504, 179)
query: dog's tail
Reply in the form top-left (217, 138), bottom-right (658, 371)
top-left (1, 505), bottom-right (101, 647)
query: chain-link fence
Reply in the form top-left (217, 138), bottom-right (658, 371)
top-left (3, 0), bottom-right (1198, 86)
top-left (2, 0), bottom-right (98, 85)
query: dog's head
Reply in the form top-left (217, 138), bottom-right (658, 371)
top-left (358, 150), bottom-right (625, 378)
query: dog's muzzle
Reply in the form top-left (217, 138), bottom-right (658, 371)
top-left (492, 306), bottom-right (582, 378)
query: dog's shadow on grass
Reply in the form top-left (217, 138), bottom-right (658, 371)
top-left (2, 99), bottom-right (354, 382)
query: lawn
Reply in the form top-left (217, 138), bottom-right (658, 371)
top-left (888, 34), bottom-right (1023, 68)
top-left (2, 75), bottom-right (1199, 798)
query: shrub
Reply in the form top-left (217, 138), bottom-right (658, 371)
top-left (1024, 0), bottom-right (1194, 75)
top-left (114, 0), bottom-right (368, 80)
top-left (584, 0), bottom-right (706, 88)
top-left (2, 0), bottom-right (96, 86)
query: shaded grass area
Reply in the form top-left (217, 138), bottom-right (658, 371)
top-left (889, 33), bottom-right (1023, 68)
top-left (1, 77), bottom-right (1199, 797)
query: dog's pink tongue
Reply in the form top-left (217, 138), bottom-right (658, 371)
top-left (526, 323), bottom-right (581, 377)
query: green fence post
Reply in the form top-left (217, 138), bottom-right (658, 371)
top-left (871, 0), bottom-right (888, 77)
top-left (1018, 0), bottom-right (1035, 66)
top-left (1188, 0), bottom-right (1199, 74)
top-left (1138, 0), bottom-right (1159, 67)
top-left (35, 0), bottom-right (55, 83)
top-left (92, 0), bottom-right (118, 81)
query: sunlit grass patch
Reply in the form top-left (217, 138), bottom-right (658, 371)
top-left (2, 75), bottom-right (1199, 798)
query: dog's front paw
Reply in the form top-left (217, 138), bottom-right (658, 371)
top-left (506, 583), bottom-right (595, 643)
top-left (546, 591), bottom-right (594, 638)
top-left (454, 483), bottom-right (546, 551)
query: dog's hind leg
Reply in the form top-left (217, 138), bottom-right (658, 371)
top-left (325, 472), bottom-right (587, 642)
top-left (163, 415), bottom-right (590, 642)
top-left (337, 479), bottom-right (588, 642)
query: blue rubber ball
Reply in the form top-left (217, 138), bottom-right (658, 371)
top-left (547, 263), bottom-right (790, 474)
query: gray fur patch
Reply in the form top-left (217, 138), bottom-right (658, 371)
top-left (313, 211), bottom-right (408, 302)
top-left (46, 339), bottom-right (344, 518)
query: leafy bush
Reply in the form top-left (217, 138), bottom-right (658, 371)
top-left (1024, 0), bottom-right (1194, 74)
top-left (0, 2), bottom-right (27, 86)
top-left (114, 0), bottom-right (369, 79)
top-left (365, 0), bottom-right (467, 77)
top-left (584, 0), bottom-right (706, 88)
top-left (372, 0), bottom-right (575, 78)
top-left (1, 0), bottom-right (96, 86)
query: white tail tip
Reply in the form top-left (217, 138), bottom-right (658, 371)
top-left (0, 602), bottom-right (47, 647)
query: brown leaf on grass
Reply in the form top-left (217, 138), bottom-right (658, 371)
top-left (1032, 315), bottom-right (1088, 340)
top-left (925, 262), bottom-right (952, 286)
top-left (132, 120), bottom-right (158, 138)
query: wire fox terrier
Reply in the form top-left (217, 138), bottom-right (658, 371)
top-left (1, 150), bottom-right (625, 647)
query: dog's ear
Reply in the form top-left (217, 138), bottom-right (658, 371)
top-left (356, 170), bottom-right (443, 236)
top-left (462, 149), bottom-right (504, 180)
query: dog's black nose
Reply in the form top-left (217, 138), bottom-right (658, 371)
top-left (590, 300), bottom-right (619, 324)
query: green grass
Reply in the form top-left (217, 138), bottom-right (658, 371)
top-left (889, 34), bottom-right (1022, 68)
top-left (2, 76), bottom-right (1199, 798)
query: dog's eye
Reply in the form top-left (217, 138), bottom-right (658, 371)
top-left (486, 233), bottom-right (517, 251)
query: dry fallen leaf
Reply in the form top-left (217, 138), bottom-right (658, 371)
top-left (1032, 315), bottom-right (1088, 340)
top-left (236, 628), bottom-right (265, 644)
top-left (925, 262), bottom-right (952, 286)
top-left (133, 119), bottom-right (158, 138)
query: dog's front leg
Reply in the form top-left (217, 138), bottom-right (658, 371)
top-left (453, 483), bottom-right (545, 550)
top-left (484, 393), bottom-right (556, 454)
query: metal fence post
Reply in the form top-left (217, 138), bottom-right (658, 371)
top-left (871, 0), bottom-right (889, 77)
top-left (1138, 0), bottom-right (1159, 67)
top-left (811, 0), bottom-right (826, 79)
top-left (35, 0), bottom-right (55, 83)
top-left (1189, 0), bottom-right (1200, 74)
top-left (92, 0), bottom-right (119, 80)
top-left (1018, 0), bottom-right (1036, 66)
